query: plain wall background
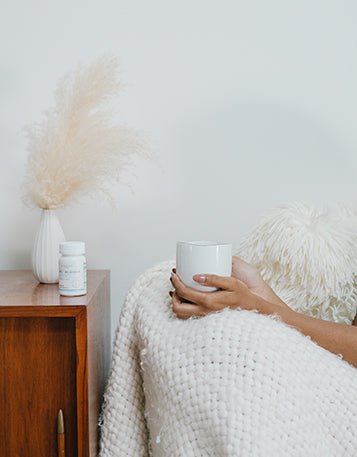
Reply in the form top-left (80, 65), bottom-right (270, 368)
top-left (1, 0), bottom-right (357, 341)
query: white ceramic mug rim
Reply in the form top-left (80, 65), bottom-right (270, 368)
top-left (177, 240), bottom-right (231, 247)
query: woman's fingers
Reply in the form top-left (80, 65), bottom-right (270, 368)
top-left (192, 273), bottom-right (237, 290)
top-left (170, 266), bottom-right (258, 318)
top-left (170, 273), bottom-right (236, 312)
top-left (171, 291), bottom-right (206, 318)
top-left (170, 272), bottom-right (216, 306)
top-left (170, 270), bottom-right (252, 317)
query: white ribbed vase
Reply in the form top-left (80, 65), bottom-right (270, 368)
top-left (32, 209), bottom-right (66, 284)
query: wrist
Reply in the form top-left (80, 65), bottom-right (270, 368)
top-left (259, 283), bottom-right (288, 308)
top-left (248, 292), bottom-right (285, 316)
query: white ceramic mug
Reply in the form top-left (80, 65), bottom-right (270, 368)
top-left (176, 241), bottom-right (232, 292)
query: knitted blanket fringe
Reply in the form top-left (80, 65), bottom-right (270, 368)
top-left (99, 260), bottom-right (357, 457)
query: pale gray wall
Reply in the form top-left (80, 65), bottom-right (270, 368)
top-left (1, 0), bottom-right (357, 341)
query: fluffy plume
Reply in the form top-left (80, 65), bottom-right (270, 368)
top-left (22, 55), bottom-right (149, 209)
top-left (236, 202), bottom-right (357, 324)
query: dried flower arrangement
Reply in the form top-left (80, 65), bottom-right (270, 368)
top-left (22, 55), bottom-right (149, 209)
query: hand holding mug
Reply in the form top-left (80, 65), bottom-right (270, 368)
top-left (170, 269), bottom-right (253, 319)
top-left (171, 254), bottom-right (288, 319)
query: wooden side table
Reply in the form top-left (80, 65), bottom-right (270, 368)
top-left (0, 270), bottom-right (111, 457)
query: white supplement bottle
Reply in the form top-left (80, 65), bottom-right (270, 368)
top-left (59, 241), bottom-right (87, 296)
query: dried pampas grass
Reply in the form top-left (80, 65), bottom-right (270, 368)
top-left (23, 55), bottom-right (149, 209)
top-left (236, 202), bottom-right (357, 325)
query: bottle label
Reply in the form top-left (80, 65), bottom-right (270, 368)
top-left (59, 257), bottom-right (86, 294)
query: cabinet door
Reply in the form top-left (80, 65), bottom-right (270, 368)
top-left (0, 317), bottom-right (77, 457)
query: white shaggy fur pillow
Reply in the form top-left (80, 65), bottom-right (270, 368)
top-left (236, 202), bottom-right (357, 324)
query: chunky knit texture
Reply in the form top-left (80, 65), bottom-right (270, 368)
top-left (99, 260), bottom-right (357, 457)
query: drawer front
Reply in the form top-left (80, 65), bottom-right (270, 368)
top-left (0, 317), bottom-right (77, 457)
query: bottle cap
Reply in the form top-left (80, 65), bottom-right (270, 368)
top-left (60, 241), bottom-right (85, 255)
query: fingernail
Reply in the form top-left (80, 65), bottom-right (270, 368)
top-left (173, 268), bottom-right (176, 273)
top-left (193, 274), bottom-right (206, 283)
top-left (169, 291), bottom-right (173, 296)
top-left (170, 276), bottom-right (173, 283)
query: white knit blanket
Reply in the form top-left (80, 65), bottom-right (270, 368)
top-left (99, 261), bottom-right (357, 457)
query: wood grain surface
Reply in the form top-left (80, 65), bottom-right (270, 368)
top-left (0, 270), bottom-right (111, 457)
top-left (0, 316), bottom-right (77, 456)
